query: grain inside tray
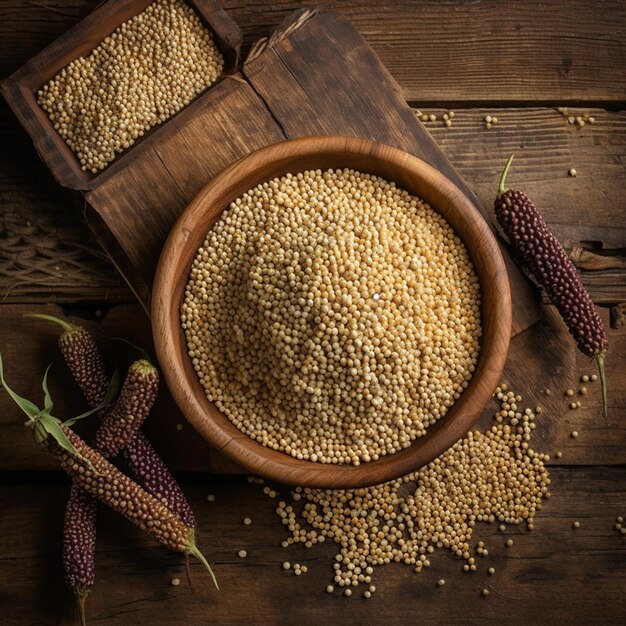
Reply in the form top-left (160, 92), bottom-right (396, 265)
top-left (182, 168), bottom-right (482, 466)
top-left (37, 0), bottom-right (224, 173)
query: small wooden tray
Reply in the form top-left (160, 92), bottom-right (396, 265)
top-left (1, 0), bottom-right (241, 190)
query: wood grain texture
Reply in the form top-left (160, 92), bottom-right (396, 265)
top-left (416, 106), bottom-right (626, 303)
top-left (1, 467), bottom-right (624, 625)
top-left (152, 136), bottom-right (512, 488)
top-left (1, 1), bottom-right (625, 104)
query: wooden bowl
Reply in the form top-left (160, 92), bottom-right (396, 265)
top-left (152, 136), bottom-right (512, 488)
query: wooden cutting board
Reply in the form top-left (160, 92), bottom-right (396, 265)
top-left (3, 5), bottom-right (576, 474)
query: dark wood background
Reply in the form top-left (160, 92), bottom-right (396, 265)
top-left (1, 1), bottom-right (625, 624)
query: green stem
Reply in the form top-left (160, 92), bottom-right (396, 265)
top-left (498, 154), bottom-right (515, 195)
top-left (24, 312), bottom-right (74, 333)
top-left (77, 593), bottom-right (87, 626)
top-left (595, 351), bottom-right (608, 419)
top-left (189, 540), bottom-right (219, 591)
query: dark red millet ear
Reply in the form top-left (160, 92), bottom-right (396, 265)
top-left (493, 156), bottom-right (608, 418)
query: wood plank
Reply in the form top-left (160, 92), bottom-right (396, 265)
top-left (1, 303), bottom-right (623, 471)
top-left (1, 466), bottom-right (624, 625)
top-left (417, 106), bottom-right (626, 304)
top-left (1, 1), bottom-right (625, 104)
top-left (417, 107), bottom-right (626, 248)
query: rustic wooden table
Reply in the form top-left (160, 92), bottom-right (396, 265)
top-left (1, 1), bottom-right (625, 624)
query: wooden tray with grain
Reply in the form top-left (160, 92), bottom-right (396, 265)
top-left (3, 2), bottom-right (573, 474)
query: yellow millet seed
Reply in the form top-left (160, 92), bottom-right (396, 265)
top-left (183, 168), bottom-right (481, 465)
top-left (37, 0), bottom-right (224, 172)
top-left (268, 386), bottom-right (550, 593)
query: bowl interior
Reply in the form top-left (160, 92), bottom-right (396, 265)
top-left (152, 136), bottom-right (511, 488)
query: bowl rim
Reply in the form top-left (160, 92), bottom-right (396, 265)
top-left (152, 135), bottom-right (512, 488)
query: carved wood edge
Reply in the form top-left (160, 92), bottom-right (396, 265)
top-left (245, 6), bottom-right (320, 64)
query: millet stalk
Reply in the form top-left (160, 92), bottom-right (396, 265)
top-left (27, 314), bottom-right (197, 523)
top-left (494, 156), bottom-right (608, 416)
top-left (26, 314), bottom-right (197, 619)
top-left (0, 356), bottom-right (218, 590)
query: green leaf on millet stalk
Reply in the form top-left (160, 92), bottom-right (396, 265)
top-left (102, 366), bottom-right (121, 405)
top-left (39, 415), bottom-right (97, 472)
top-left (0, 351), bottom-right (41, 419)
top-left (63, 367), bottom-right (120, 427)
top-left (0, 351), bottom-right (99, 473)
top-left (23, 312), bottom-right (74, 333)
top-left (42, 363), bottom-right (53, 412)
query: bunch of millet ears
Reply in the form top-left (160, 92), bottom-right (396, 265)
top-left (0, 314), bottom-right (216, 626)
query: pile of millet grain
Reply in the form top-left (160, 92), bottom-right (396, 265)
top-left (182, 168), bottom-right (482, 465)
top-left (269, 385), bottom-right (551, 596)
top-left (37, 0), bottom-right (224, 173)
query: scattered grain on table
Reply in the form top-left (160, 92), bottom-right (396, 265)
top-left (263, 386), bottom-right (549, 593)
